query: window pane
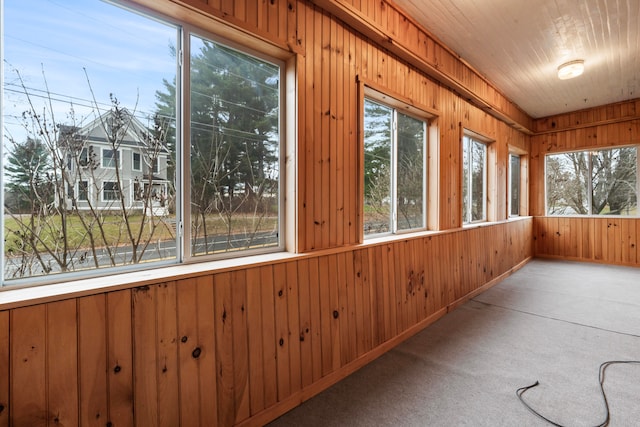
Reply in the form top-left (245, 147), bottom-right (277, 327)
top-left (189, 34), bottom-right (280, 256)
top-left (2, 1), bottom-right (178, 281)
top-left (462, 138), bottom-right (470, 222)
top-left (463, 136), bottom-right (486, 223)
top-left (546, 152), bottom-right (588, 214)
top-left (592, 147), bottom-right (637, 215)
top-left (470, 140), bottom-right (486, 222)
top-left (510, 154), bottom-right (521, 216)
top-left (363, 99), bottom-right (392, 235)
top-left (396, 112), bottom-right (425, 231)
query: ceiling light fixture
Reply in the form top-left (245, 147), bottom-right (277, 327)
top-left (557, 60), bottom-right (585, 80)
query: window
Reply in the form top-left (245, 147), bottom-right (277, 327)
top-left (1, 1), bottom-right (285, 285)
top-left (462, 135), bottom-right (487, 224)
top-left (133, 152), bottom-right (141, 171)
top-left (189, 33), bottom-right (282, 257)
top-left (102, 149), bottom-right (119, 169)
top-left (78, 181), bottom-right (89, 201)
top-left (102, 182), bottom-right (120, 201)
top-left (546, 147), bottom-right (638, 215)
top-left (363, 97), bottom-right (427, 236)
top-left (509, 154), bottom-right (521, 216)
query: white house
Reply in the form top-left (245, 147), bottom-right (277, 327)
top-left (60, 109), bottom-right (171, 216)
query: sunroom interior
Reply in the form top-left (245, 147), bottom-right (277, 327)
top-left (1, 0), bottom-right (639, 426)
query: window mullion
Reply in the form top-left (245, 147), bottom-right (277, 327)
top-left (391, 111), bottom-right (398, 234)
top-left (179, 27), bottom-right (189, 261)
top-left (587, 151), bottom-right (593, 215)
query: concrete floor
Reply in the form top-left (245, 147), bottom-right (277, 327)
top-left (269, 259), bottom-right (640, 426)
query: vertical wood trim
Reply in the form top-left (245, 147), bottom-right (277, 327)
top-left (78, 295), bottom-right (108, 427)
top-left (47, 300), bottom-right (79, 427)
top-left (0, 311), bottom-right (8, 427)
top-left (214, 273), bottom-right (235, 426)
top-left (132, 285), bottom-right (158, 427)
top-left (196, 275), bottom-right (218, 427)
top-left (231, 270), bottom-right (250, 423)
top-left (107, 290), bottom-right (134, 427)
top-left (260, 265), bottom-right (278, 408)
top-left (246, 268), bottom-right (266, 415)
top-left (10, 305), bottom-right (46, 427)
top-left (176, 279), bottom-right (201, 427)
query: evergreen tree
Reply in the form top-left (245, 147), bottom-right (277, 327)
top-left (5, 137), bottom-right (53, 213)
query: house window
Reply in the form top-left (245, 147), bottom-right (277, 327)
top-left (546, 146), bottom-right (638, 215)
top-left (133, 152), bottom-right (141, 171)
top-left (1, 0), bottom-right (286, 285)
top-left (462, 135), bottom-right (487, 224)
top-left (509, 154), bottom-right (521, 216)
top-left (78, 181), bottom-right (89, 201)
top-left (102, 182), bottom-right (120, 201)
top-left (102, 149), bottom-right (119, 169)
top-left (363, 96), bottom-right (427, 236)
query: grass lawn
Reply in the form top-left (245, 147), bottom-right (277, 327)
top-left (4, 212), bottom-right (278, 255)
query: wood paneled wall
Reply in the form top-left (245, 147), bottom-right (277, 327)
top-left (0, 220), bottom-right (532, 427)
top-left (531, 99), bottom-right (640, 265)
top-left (1, 1), bottom-right (536, 426)
top-left (533, 217), bottom-right (639, 266)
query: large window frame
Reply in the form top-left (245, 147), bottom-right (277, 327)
top-left (509, 153), bottom-right (522, 217)
top-left (462, 134), bottom-right (488, 224)
top-left (361, 86), bottom-right (432, 238)
top-left (1, 0), bottom-right (290, 288)
top-left (545, 145), bottom-right (639, 216)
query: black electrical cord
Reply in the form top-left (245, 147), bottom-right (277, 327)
top-left (516, 360), bottom-right (640, 427)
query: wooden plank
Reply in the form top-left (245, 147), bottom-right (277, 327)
top-left (132, 285), bottom-right (158, 427)
top-left (195, 276), bottom-right (218, 427)
top-left (245, 267), bottom-right (265, 414)
top-left (307, 257), bottom-right (323, 382)
top-left (78, 295), bottom-right (108, 427)
top-left (318, 255), bottom-right (333, 376)
top-left (272, 263), bottom-right (291, 400)
top-left (10, 305), bottom-right (46, 426)
top-left (156, 282), bottom-right (180, 427)
top-left (231, 270), bottom-right (250, 423)
top-left (328, 254), bottom-right (342, 371)
top-left (260, 266), bottom-right (278, 407)
top-left (285, 262), bottom-right (302, 394)
top-left (47, 300), bottom-right (79, 427)
top-left (214, 272), bottom-right (235, 426)
top-left (353, 250), bottom-right (367, 357)
top-left (0, 311), bottom-right (8, 427)
top-left (321, 12), bottom-right (331, 249)
top-left (296, 259), bottom-right (314, 388)
top-left (344, 251), bottom-right (358, 363)
top-left (312, 10), bottom-right (323, 250)
top-left (107, 290), bottom-right (134, 427)
top-left (337, 252), bottom-right (351, 366)
top-left (329, 16), bottom-right (338, 247)
top-left (176, 279), bottom-right (201, 427)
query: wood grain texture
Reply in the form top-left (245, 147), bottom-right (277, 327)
top-left (0, 311), bottom-right (8, 427)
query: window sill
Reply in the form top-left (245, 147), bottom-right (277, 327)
top-left (0, 251), bottom-right (299, 310)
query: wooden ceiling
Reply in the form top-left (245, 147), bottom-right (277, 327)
top-left (393, 0), bottom-right (640, 118)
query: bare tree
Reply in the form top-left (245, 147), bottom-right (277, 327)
top-left (3, 69), bottom-right (175, 279)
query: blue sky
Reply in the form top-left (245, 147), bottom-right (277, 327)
top-left (2, 0), bottom-right (177, 139)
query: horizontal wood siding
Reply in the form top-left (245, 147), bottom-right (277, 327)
top-left (0, 219), bottom-right (532, 427)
